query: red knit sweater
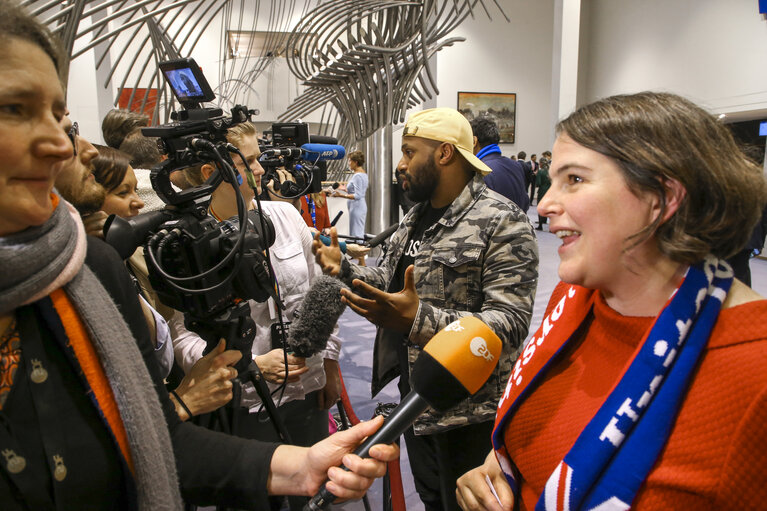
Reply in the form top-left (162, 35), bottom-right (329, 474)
top-left (504, 282), bottom-right (767, 510)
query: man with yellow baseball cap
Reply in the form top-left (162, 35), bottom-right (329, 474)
top-left (313, 107), bottom-right (538, 510)
top-left (402, 107), bottom-right (493, 176)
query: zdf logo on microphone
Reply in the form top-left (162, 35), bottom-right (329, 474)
top-left (470, 337), bottom-right (495, 362)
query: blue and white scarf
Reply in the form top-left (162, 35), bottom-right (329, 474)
top-left (493, 256), bottom-right (733, 510)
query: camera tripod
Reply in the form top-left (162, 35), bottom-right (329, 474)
top-left (187, 300), bottom-right (292, 444)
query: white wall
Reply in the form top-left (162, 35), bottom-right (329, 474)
top-left (435, 0), bottom-right (556, 155)
top-left (580, 0), bottom-right (767, 118)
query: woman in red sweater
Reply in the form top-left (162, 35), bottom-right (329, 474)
top-left (457, 92), bottom-right (767, 511)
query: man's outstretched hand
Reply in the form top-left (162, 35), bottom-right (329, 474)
top-left (312, 226), bottom-right (344, 276)
top-left (341, 264), bottom-right (419, 335)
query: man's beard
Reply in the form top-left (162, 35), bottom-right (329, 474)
top-left (403, 157), bottom-right (439, 203)
top-left (56, 171), bottom-right (106, 216)
top-left (72, 183), bottom-right (107, 215)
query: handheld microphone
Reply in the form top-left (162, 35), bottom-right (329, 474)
top-left (286, 275), bottom-right (348, 358)
top-left (316, 235), bottom-right (347, 254)
top-left (301, 143), bottom-right (346, 161)
top-left (365, 223), bottom-right (399, 248)
top-left (305, 316), bottom-right (502, 510)
top-left (330, 211), bottom-right (343, 227)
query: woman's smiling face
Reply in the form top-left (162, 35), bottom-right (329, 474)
top-left (538, 134), bottom-right (661, 291)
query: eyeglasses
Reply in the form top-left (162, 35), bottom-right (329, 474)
top-left (67, 121), bottom-right (79, 156)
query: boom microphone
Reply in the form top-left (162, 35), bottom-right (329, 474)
top-left (300, 143), bottom-right (346, 161)
top-left (305, 316), bottom-right (502, 510)
top-left (309, 134), bottom-right (338, 145)
top-left (286, 275), bottom-right (349, 358)
top-left (365, 223), bottom-right (399, 248)
top-left (330, 211), bottom-right (343, 226)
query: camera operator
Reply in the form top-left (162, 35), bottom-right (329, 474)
top-left (172, 121), bottom-right (343, 509)
top-left (0, 2), bottom-right (397, 509)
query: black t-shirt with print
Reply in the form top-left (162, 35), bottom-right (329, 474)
top-left (390, 202), bottom-right (448, 393)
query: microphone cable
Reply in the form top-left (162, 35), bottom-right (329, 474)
top-left (228, 145), bottom-right (293, 406)
top-left (145, 144), bottom-right (249, 296)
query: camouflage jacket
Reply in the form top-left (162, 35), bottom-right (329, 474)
top-left (338, 174), bottom-right (538, 435)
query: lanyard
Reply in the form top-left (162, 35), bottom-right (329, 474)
top-left (306, 196), bottom-right (317, 227)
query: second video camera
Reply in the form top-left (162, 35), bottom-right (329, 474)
top-left (259, 123), bottom-right (346, 198)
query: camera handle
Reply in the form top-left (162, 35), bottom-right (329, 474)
top-left (234, 361), bottom-right (293, 444)
top-left (188, 302), bottom-right (292, 443)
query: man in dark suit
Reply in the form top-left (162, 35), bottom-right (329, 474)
top-left (517, 151), bottom-right (534, 201)
top-left (470, 117), bottom-right (529, 211)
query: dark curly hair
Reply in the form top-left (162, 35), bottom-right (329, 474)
top-left (469, 117), bottom-right (500, 147)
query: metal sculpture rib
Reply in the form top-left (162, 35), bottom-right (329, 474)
top-left (21, 0), bottom-right (506, 148)
top-left (22, 0), bottom-right (318, 124)
top-left (279, 0), bottom-right (507, 152)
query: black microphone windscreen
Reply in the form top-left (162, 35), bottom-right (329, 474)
top-left (410, 351), bottom-right (471, 411)
top-left (366, 223), bottom-right (400, 248)
top-left (309, 134), bottom-right (338, 145)
top-left (287, 275), bottom-right (348, 357)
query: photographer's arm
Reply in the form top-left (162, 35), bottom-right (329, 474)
top-left (266, 167), bottom-right (300, 210)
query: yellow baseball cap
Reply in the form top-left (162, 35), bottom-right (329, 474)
top-left (403, 108), bottom-right (492, 176)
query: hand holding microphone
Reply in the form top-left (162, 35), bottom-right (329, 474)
top-left (304, 316), bottom-right (503, 510)
top-left (255, 349), bottom-right (308, 384)
top-left (260, 276), bottom-right (346, 385)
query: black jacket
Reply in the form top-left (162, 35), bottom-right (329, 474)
top-left (482, 153), bottom-right (530, 211)
top-left (1, 238), bottom-right (278, 510)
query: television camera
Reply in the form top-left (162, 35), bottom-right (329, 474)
top-left (258, 122), bottom-right (347, 200)
top-left (105, 57), bottom-right (301, 440)
top-left (106, 57), bottom-right (279, 377)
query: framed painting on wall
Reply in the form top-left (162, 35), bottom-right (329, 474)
top-left (457, 91), bottom-right (516, 143)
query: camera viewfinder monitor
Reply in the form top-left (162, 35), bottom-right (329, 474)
top-left (271, 123), bottom-right (310, 147)
top-left (159, 58), bottom-right (215, 108)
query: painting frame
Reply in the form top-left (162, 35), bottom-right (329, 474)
top-left (457, 91), bottom-right (516, 144)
